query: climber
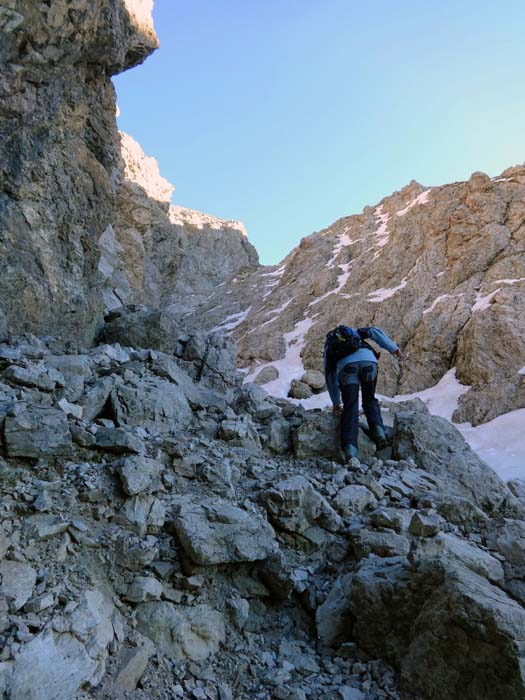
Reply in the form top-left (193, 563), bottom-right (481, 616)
top-left (323, 325), bottom-right (404, 462)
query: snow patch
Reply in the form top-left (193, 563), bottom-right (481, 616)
top-left (380, 369), bottom-right (469, 422)
top-left (374, 206), bottom-right (391, 248)
top-left (243, 317), bottom-right (314, 398)
top-left (255, 299), bottom-right (293, 330)
top-left (472, 289), bottom-right (499, 313)
top-left (309, 262), bottom-right (352, 308)
top-left (368, 277), bottom-right (408, 303)
top-left (460, 411), bottom-right (525, 483)
top-left (422, 292), bottom-right (465, 315)
top-left (492, 277), bottom-right (525, 285)
top-left (519, 367), bottom-right (525, 375)
top-left (395, 189), bottom-right (431, 217)
top-left (261, 265), bottom-right (286, 278)
top-left (327, 229), bottom-right (352, 268)
top-left (211, 306), bottom-right (252, 333)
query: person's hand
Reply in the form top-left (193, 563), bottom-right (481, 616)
top-left (393, 349), bottom-right (406, 362)
top-left (333, 404), bottom-right (343, 413)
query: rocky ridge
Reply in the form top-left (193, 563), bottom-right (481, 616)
top-left (187, 170), bottom-right (525, 426)
top-left (1, 323), bottom-right (525, 700)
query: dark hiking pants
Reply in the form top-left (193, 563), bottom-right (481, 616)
top-left (338, 361), bottom-right (384, 448)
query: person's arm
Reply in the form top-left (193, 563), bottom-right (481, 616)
top-left (323, 343), bottom-right (341, 407)
top-left (363, 327), bottom-right (404, 359)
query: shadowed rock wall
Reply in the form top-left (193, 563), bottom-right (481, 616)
top-left (0, 1), bottom-right (158, 345)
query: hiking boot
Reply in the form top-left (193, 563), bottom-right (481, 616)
top-left (342, 443), bottom-right (359, 463)
top-left (369, 424), bottom-right (388, 449)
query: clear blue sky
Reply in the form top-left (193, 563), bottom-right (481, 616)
top-left (114, 0), bottom-right (525, 264)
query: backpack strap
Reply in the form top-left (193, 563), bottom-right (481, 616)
top-left (357, 327), bottom-right (381, 360)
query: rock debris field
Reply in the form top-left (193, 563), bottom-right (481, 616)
top-left (1, 315), bottom-right (525, 700)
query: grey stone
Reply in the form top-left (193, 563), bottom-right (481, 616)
top-left (120, 495), bottom-right (166, 530)
top-left (24, 593), bottom-right (54, 614)
top-left (118, 455), bottom-right (161, 495)
top-left (288, 380), bottom-right (313, 399)
top-left (125, 576), bottom-right (163, 603)
top-left (46, 354), bottom-right (92, 402)
top-left (349, 528), bottom-right (411, 559)
top-left (0, 530), bottom-right (8, 560)
top-left (301, 369), bottom-right (325, 391)
top-left (23, 514), bottom-right (69, 541)
top-left (262, 475), bottom-right (342, 534)
top-left (253, 366), bottom-right (279, 385)
top-left (2, 364), bottom-right (59, 392)
top-left (218, 417), bottom-right (261, 449)
top-left (0, 561), bottom-right (36, 611)
top-left (393, 409), bottom-right (511, 512)
top-left (95, 427), bottom-right (145, 454)
top-left (115, 535), bottom-right (159, 571)
top-left (408, 512), bottom-right (442, 537)
top-left (369, 508), bottom-right (406, 532)
top-left (9, 589), bottom-right (114, 700)
top-left (333, 485), bottom-right (377, 516)
top-left (80, 376), bottom-right (114, 423)
top-left (172, 496), bottom-right (276, 565)
top-left (136, 603), bottom-right (225, 661)
top-left (227, 597), bottom-right (250, 630)
top-left (113, 636), bottom-right (155, 691)
top-left (4, 404), bottom-right (73, 458)
top-left (411, 533), bottom-right (504, 585)
top-left (292, 410), bottom-right (376, 462)
top-left (111, 376), bottom-right (192, 432)
top-left (339, 688), bottom-right (364, 700)
top-left (267, 418), bottom-right (292, 454)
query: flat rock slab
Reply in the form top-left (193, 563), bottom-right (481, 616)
top-left (4, 404), bottom-right (73, 458)
top-left (0, 560), bottom-right (36, 610)
top-left (171, 496), bottom-right (276, 565)
top-left (8, 589), bottom-right (114, 700)
top-left (136, 602), bottom-right (225, 661)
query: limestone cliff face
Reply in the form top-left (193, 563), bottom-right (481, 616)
top-left (190, 168), bottom-right (525, 426)
top-left (100, 132), bottom-right (259, 312)
top-left (0, 1), bottom-right (158, 345)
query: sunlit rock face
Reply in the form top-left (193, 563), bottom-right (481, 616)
top-left (189, 168), bottom-right (525, 426)
top-left (102, 132), bottom-right (259, 312)
top-left (0, 1), bottom-right (158, 345)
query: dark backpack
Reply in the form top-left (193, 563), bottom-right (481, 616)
top-left (324, 325), bottom-right (379, 367)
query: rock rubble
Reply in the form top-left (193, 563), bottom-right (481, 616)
top-left (0, 325), bottom-right (523, 700)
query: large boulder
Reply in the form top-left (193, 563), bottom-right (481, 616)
top-left (292, 410), bottom-right (376, 462)
top-left (136, 603), bottom-right (225, 662)
top-left (261, 475), bottom-right (342, 534)
top-left (111, 376), bottom-right (192, 432)
top-left (6, 589), bottom-right (114, 700)
top-left (317, 547), bottom-right (525, 700)
top-left (99, 306), bottom-right (182, 353)
top-left (393, 407), bottom-right (511, 511)
top-left (4, 404), bottom-right (73, 458)
top-left (170, 496), bottom-right (277, 565)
